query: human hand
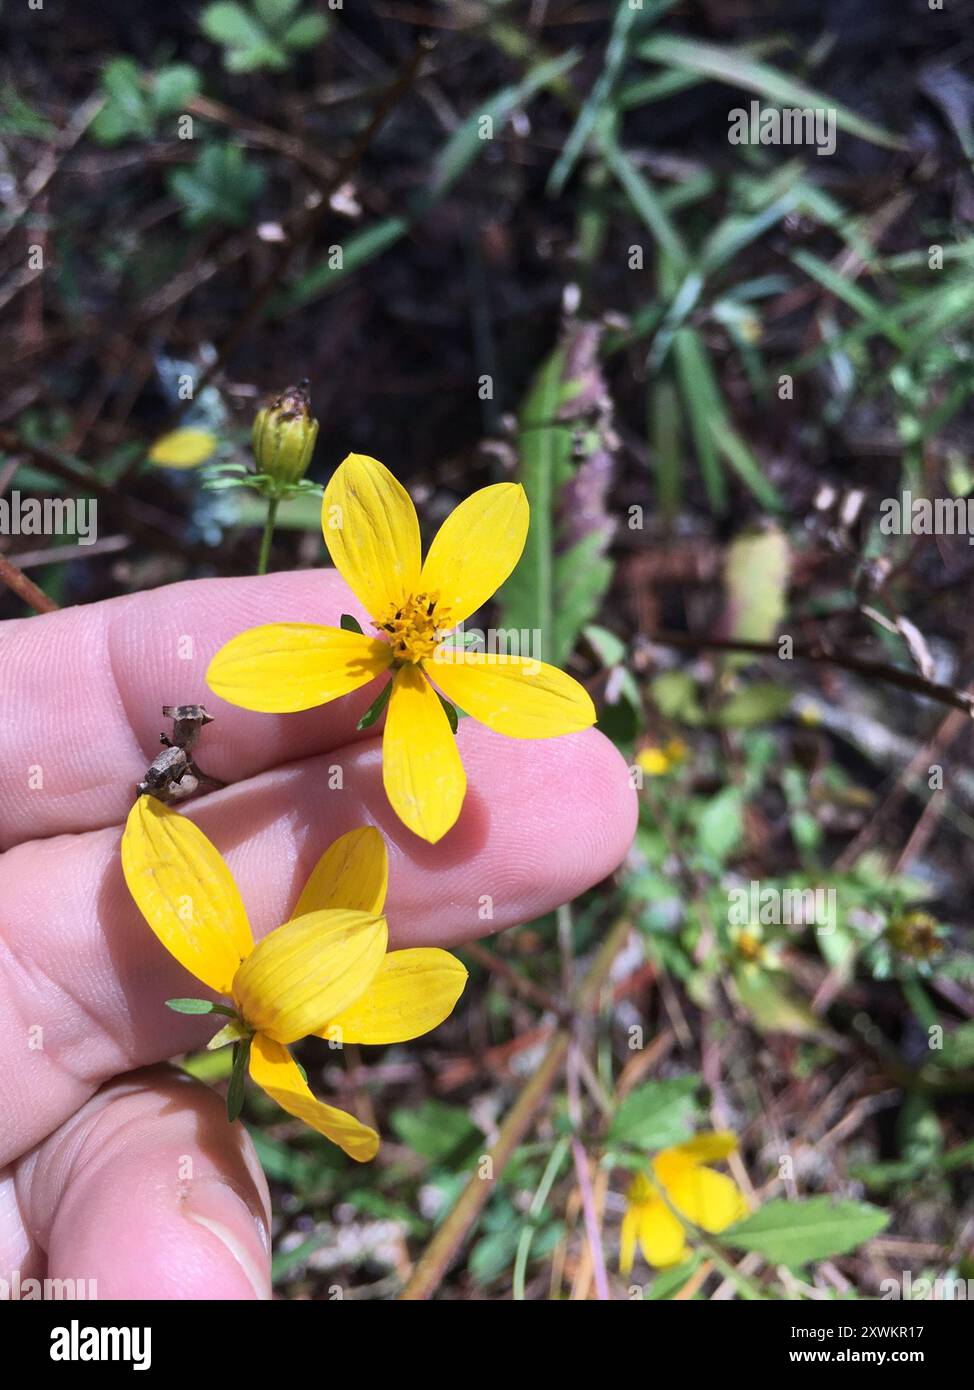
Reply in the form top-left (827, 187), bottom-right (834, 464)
top-left (0, 569), bottom-right (636, 1298)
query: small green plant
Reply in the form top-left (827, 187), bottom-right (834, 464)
top-left (90, 58), bottom-right (200, 145)
top-left (166, 141), bottom-right (266, 228)
top-left (200, 0), bottom-right (329, 73)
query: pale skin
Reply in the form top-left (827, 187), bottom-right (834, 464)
top-left (0, 569), bottom-right (637, 1298)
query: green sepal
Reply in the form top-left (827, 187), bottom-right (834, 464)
top-left (438, 694), bottom-right (459, 735)
top-left (340, 613), bottom-right (364, 634)
top-left (356, 679), bottom-right (392, 731)
top-left (226, 1037), bottom-right (252, 1124)
top-left (207, 1018), bottom-right (252, 1050)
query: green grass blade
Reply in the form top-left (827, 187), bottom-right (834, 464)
top-left (638, 34), bottom-right (903, 149)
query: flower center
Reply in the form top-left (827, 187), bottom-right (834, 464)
top-left (375, 592), bottom-right (452, 664)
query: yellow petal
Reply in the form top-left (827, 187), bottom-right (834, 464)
top-left (121, 796), bottom-right (253, 995)
top-left (148, 428), bottom-right (218, 468)
top-left (428, 650), bottom-right (595, 738)
top-left (668, 1131), bottom-right (739, 1165)
top-left (382, 664), bottom-right (466, 843)
top-left (620, 1204), bottom-right (640, 1277)
top-left (206, 623), bottom-right (392, 713)
top-left (319, 948), bottom-right (467, 1045)
top-left (322, 453), bottom-right (422, 618)
top-left (420, 483), bottom-right (528, 624)
top-left (654, 1158), bottom-right (747, 1235)
top-left (232, 909), bottom-right (387, 1044)
top-left (637, 1195), bottom-right (689, 1268)
top-left (293, 826), bottom-right (388, 919)
top-left (249, 1033), bottom-right (379, 1162)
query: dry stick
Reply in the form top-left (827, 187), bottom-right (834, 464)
top-left (0, 551), bottom-right (59, 613)
top-left (186, 40), bottom-right (432, 409)
top-left (399, 917), bottom-right (632, 1301)
top-left (648, 628), bottom-right (974, 716)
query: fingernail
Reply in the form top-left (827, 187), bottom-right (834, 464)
top-left (184, 1181), bottom-right (271, 1299)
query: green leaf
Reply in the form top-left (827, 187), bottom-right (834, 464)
top-left (597, 131), bottom-right (689, 269)
top-left (356, 679), bottom-right (391, 731)
top-left (637, 35), bottom-right (903, 149)
top-left (226, 41), bottom-right (289, 73)
top-left (696, 786), bottom-right (743, 861)
top-left (226, 1037), bottom-right (251, 1124)
top-left (254, 0), bottom-right (301, 26)
top-left (390, 1100), bottom-right (482, 1166)
top-left (732, 966), bottom-right (821, 1039)
top-left (715, 683), bottom-right (792, 727)
top-left (167, 142), bottom-right (266, 228)
top-left (91, 58), bottom-right (153, 145)
top-left (165, 997), bottom-right (216, 1015)
top-left (713, 422), bottom-right (782, 512)
top-left (340, 612), bottom-right (364, 634)
top-left (283, 12), bottom-right (328, 49)
top-left (723, 1197), bottom-right (890, 1266)
top-left (547, 0), bottom-right (646, 196)
top-left (281, 216), bottom-right (410, 309)
top-left (672, 328), bottom-right (726, 513)
top-left (200, 2), bottom-right (265, 48)
top-left (724, 529), bottom-right (790, 648)
top-left (650, 670), bottom-right (703, 723)
top-left (152, 64), bottom-right (201, 117)
top-left (429, 52), bottom-right (580, 204)
top-left (498, 336), bottom-right (615, 666)
top-left (608, 1076), bottom-right (700, 1149)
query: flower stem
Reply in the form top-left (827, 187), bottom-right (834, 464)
top-left (257, 496), bottom-right (280, 576)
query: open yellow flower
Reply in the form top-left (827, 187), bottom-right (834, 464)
top-left (121, 797), bottom-right (467, 1161)
top-left (206, 453), bottom-right (596, 842)
top-left (620, 1132), bottom-right (747, 1273)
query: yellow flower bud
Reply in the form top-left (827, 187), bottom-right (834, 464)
top-left (252, 380), bottom-right (319, 486)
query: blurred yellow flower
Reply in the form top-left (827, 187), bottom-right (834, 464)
top-left (148, 428), bottom-right (218, 468)
top-left (121, 798), bottom-right (467, 1161)
top-left (636, 737), bottom-right (688, 778)
top-left (620, 1132), bottom-right (747, 1273)
top-left (207, 453), bottom-right (596, 842)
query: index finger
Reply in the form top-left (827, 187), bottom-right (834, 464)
top-left (0, 570), bottom-right (382, 847)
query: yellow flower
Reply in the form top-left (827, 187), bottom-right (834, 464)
top-left (148, 428), bottom-right (218, 468)
top-left (636, 738), bottom-right (687, 778)
top-left (637, 747), bottom-right (671, 777)
top-left (121, 797), bottom-right (467, 1161)
top-left (620, 1132), bottom-right (747, 1274)
top-left (206, 453), bottom-right (596, 842)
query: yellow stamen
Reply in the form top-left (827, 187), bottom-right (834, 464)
top-left (374, 591), bottom-right (452, 664)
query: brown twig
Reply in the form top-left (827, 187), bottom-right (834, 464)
top-left (0, 551), bottom-right (59, 613)
top-left (647, 628), bottom-right (974, 717)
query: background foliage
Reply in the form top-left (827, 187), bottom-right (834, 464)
top-left (1, 0), bottom-right (973, 1299)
